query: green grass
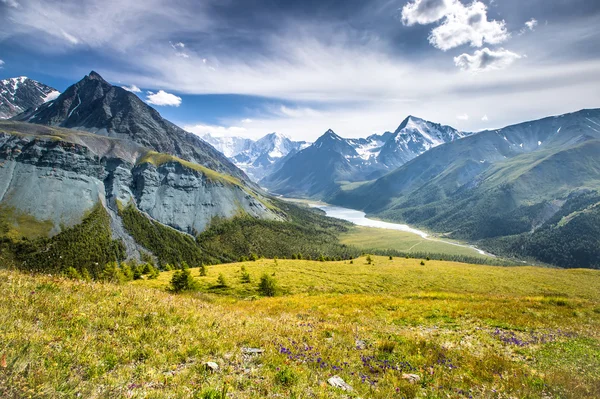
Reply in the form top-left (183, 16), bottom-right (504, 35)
top-left (339, 226), bottom-right (488, 258)
top-left (137, 151), bottom-right (244, 187)
top-left (134, 256), bottom-right (600, 300)
top-left (0, 205), bottom-right (54, 239)
top-left (2, 257), bottom-right (600, 398)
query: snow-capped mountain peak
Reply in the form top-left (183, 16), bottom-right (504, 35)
top-left (0, 77), bottom-right (60, 119)
top-left (201, 132), bottom-right (309, 181)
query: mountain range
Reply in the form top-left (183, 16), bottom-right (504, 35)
top-left (0, 76), bottom-right (60, 119)
top-left (331, 109), bottom-right (600, 268)
top-left (1, 70), bottom-right (598, 269)
top-left (203, 132), bottom-right (309, 180)
top-left (260, 116), bottom-right (469, 198)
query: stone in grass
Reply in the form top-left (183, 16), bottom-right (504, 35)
top-left (328, 375), bottom-right (353, 392)
top-left (241, 347), bottom-right (264, 355)
top-left (204, 361), bottom-right (219, 372)
top-left (402, 373), bottom-right (421, 384)
top-left (355, 340), bottom-right (367, 350)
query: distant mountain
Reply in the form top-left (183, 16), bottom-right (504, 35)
top-left (261, 117), bottom-right (467, 199)
top-left (13, 71), bottom-right (249, 183)
top-left (377, 116), bottom-right (467, 169)
top-left (203, 132), bottom-right (308, 181)
top-left (332, 109), bottom-right (600, 269)
top-left (0, 77), bottom-right (59, 119)
top-left (202, 134), bottom-right (253, 158)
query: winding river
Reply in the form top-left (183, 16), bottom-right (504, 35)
top-left (309, 203), bottom-right (491, 257)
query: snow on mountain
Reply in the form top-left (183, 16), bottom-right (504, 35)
top-left (261, 116), bottom-right (471, 199)
top-left (0, 77), bottom-right (60, 119)
top-left (202, 133), bottom-right (253, 158)
top-left (377, 116), bottom-right (469, 168)
top-left (200, 132), bottom-right (309, 181)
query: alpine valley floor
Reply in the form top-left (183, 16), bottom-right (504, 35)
top-left (2, 256), bottom-right (600, 398)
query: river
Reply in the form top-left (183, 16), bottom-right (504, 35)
top-left (309, 203), bottom-right (491, 257)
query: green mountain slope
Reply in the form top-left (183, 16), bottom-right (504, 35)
top-left (331, 109), bottom-right (600, 268)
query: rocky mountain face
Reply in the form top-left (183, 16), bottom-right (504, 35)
top-left (332, 109), bottom-right (600, 268)
top-left (203, 132), bottom-right (308, 181)
top-left (260, 118), bottom-right (467, 199)
top-left (12, 71), bottom-right (251, 184)
top-left (0, 77), bottom-right (60, 119)
top-left (0, 122), bottom-right (280, 257)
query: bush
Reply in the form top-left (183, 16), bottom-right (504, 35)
top-left (258, 273), bottom-right (277, 297)
top-left (389, 255), bottom-right (393, 260)
top-left (275, 367), bottom-right (299, 387)
top-left (100, 262), bottom-right (130, 284)
top-left (170, 267), bottom-right (198, 293)
top-left (216, 273), bottom-right (228, 288)
top-left (66, 266), bottom-right (82, 280)
top-left (199, 263), bottom-right (207, 276)
top-left (420, 260), bottom-right (426, 266)
top-left (366, 255), bottom-right (373, 265)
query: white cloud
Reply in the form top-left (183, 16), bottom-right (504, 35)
top-left (401, 0), bottom-right (454, 26)
top-left (241, 118), bottom-right (253, 124)
top-left (122, 84), bottom-right (141, 92)
top-left (145, 90), bottom-right (182, 106)
top-left (60, 29), bottom-right (79, 44)
top-left (481, 114), bottom-right (489, 121)
top-left (428, 1), bottom-right (509, 51)
top-left (401, 0), bottom-right (509, 51)
top-left (456, 113), bottom-right (469, 120)
top-left (0, 59), bottom-right (4, 68)
top-left (184, 124), bottom-right (247, 137)
top-left (454, 47), bottom-right (521, 72)
top-left (1, 0), bottom-right (20, 8)
top-left (525, 18), bottom-right (538, 31)
top-left (0, 0), bottom-right (215, 51)
top-left (170, 41), bottom-right (185, 49)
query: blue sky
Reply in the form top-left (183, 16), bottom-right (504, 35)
top-left (1, 0), bottom-right (600, 140)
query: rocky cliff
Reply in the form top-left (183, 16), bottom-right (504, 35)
top-left (0, 122), bottom-right (280, 257)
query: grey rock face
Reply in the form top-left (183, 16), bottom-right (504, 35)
top-left (130, 162), bottom-right (278, 234)
top-left (0, 123), bottom-right (280, 242)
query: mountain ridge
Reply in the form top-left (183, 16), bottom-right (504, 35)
top-left (12, 71), bottom-right (251, 184)
top-left (0, 76), bottom-right (60, 119)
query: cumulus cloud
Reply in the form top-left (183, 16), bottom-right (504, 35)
top-left (456, 113), bottom-right (469, 120)
top-left (481, 114), bottom-right (489, 121)
top-left (401, 0), bottom-right (453, 26)
top-left (429, 1), bottom-right (508, 50)
top-left (401, 0), bottom-right (508, 51)
top-left (145, 90), bottom-right (182, 106)
top-left (525, 18), bottom-right (538, 31)
top-left (184, 123), bottom-right (247, 137)
top-left (454, 47), bottom-right (521, 72)
top-left (122, 84), bottom-right (141, 92)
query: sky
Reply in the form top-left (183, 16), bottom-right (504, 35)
top-left (1, 0), bottom-right (600, 141)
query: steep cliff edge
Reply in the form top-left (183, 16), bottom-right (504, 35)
top-left (0, 122), bottom-right (280, 258)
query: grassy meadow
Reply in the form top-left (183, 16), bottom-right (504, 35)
top-left (2, 257), bottom-right (600, 398)
top-left (339, 226), bottom-right (488, 259)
